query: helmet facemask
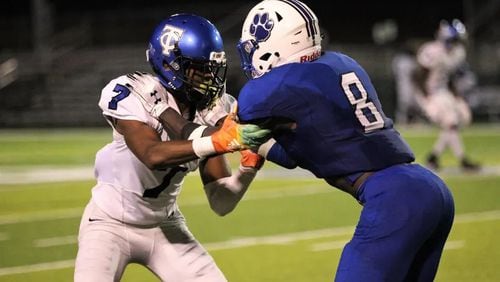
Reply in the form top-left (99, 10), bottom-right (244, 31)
top-left (237, 39), bottom-right (264, 79)
top-left (180, 57), bottom-right (227, 110)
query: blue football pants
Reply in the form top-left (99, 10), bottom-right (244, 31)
top-left (335, 163), bottom-right (455, 282)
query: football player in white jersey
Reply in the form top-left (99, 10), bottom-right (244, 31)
top-left (414, 19), bottom-right (480, 171)
top-left (74, 14), bottom-right (270, 282)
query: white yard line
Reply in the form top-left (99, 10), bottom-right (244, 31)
top-left (454, 210), bottom-right (500, 223)
top-left (0, 186), bottom-right (330, 226)
top-left (1, 164), bottom-right (500, 185)
top-left (443, 240), bottom-right (466, 250)
top-left (1, 182), bottom-right (498, 226)
top-left (311, 239), bottom-right (466, 252)
top-left (204, 226), bottom-right (355, 251)
top-left (398, 125), bottom-right (500, 137)
top-left (0, 166), bottom-right (315, 185)
top-left (311, 239), bottom-right (350, 251)
top-left (0, 209), bottom-right (498, 276)
top-left (34, 236), bottom-right (77, 248)
top-left (0, 208), bottom-right (83, 225)
top-left (0, 260), bottom-right (75, 277)
top-left (0, 166), bottom-right (94, 185)
top-left (0, 239), bottom-right (471, 277)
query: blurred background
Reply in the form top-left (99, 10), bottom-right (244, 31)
top-left (1, 1), bottom-right (500, 281)
top-left (1, 0), bottom-right (499, 127)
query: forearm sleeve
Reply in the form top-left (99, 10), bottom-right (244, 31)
top-left (203, 166), bottom-right (257, 216)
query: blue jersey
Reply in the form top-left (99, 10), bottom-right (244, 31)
top-left (238, 51), bottom-right (415, 178)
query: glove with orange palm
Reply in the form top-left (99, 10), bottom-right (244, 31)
top-left (212, 112), bottom-right (270, 153)
top-left (191, 108), bottom-right (271, 158)
top-left (240, 149), bottom-right (265, 170)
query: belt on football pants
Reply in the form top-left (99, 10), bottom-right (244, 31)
top-left (325, 172), bottom-right (374, 200)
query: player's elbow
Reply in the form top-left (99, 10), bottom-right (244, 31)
top-left (209, 201), bottom-right (236, 217)
top-left (204, 180), bottom-right (242, 216)
top-left (213, 208), bottom-right (233, 217)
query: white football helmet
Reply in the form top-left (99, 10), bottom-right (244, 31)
top-left (237, 0), bottom-right (322, 79)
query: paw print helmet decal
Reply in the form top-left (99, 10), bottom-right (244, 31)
top-left (250, 12), bottom-right (274, 42)
top-left (237, 0), bottom-right (322, 79)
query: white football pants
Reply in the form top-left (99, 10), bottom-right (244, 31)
top-left (74, 199), bottom-right (226, 282)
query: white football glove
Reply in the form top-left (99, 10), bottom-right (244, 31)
top-left (128, 72), bottom-right (170, 119)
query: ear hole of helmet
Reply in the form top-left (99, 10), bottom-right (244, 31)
top-left (260, 53), bottom-right (272, 61)
top-left (258, 52), bottom-right (281, 71)
top-left (275, 12), bottom-right (283, 21)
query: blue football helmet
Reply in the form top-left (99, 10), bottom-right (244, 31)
top-left (146, 13), bottom-right (227, 110)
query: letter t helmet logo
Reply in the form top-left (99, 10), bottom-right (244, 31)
top-left (160, 25), bottom-right (184, 56)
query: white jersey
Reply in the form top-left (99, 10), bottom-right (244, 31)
top-left (416, 40), bottom-right (466, 95)
top-left (92, 72), bottom-right (235, 225)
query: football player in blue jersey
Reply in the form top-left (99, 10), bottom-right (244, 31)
top-left (234, 0), bottom-right (455, 281)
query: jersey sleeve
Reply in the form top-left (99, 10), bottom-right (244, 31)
top-left (98, 75), bottom-right (152, 124)
top-left (266, 141), bottom-right (297, 169)
top-left (99, 73), bottom-right (172, 128)
top-left (237, 79), bottom-right (277, 123)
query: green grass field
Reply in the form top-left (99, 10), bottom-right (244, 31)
top-left (0, 124), bottom-right (499, 281)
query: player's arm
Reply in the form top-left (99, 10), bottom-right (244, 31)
top-left (411, 64), bottom-right (430, 96)
top-left (199, 149), bottom-right (264, 216)
top-left (257, 138), bottom-right (297, 169)
top-left (133, 89), bottom-right (271, 153)
top-left (178, 113), bottom-right (266, 216)
top-left (114, 117), bottom-right (200, 169)
top-left (117, 112), bottom-right (268, 169)
top-left (158, 111), bottom-right (274, 215)
top-left (156, 107), bottom-right (219, 140)
top-left (114, 115), bottom-right (264, 170)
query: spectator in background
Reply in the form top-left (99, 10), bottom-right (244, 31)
top-left (413, 19), bottom-right (481, 171)
top-left (391, 41), bottom-right (423, 124)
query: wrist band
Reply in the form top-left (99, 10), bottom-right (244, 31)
top-left (188, 125), bottom-right (208, 140)
top-left (257, 138), bottom-right (276, 158)
top-left (192, 136), bottom-right (216, 158)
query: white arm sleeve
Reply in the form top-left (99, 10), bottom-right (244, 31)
top-left (257, 138), bottom-right (277, 158)
top-left (203, 165), bottom-right (257, 216)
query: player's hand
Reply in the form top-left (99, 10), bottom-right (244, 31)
top-left (240, 149), bottom-right (265, 170)
top-left (128, 74), bottom-right (170, 118)
top-left (211, 112), bottom-right (271, 154)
